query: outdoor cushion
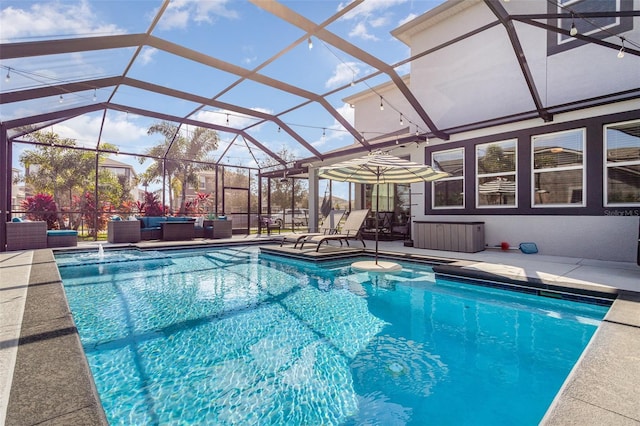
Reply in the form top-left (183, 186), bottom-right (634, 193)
top-left (47, 230), bottom-right (78, 236)
top-left (146, 217), bottom-right (168, 228)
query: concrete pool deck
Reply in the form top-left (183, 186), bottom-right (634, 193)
top-left (1, 236), bottom-right (639, 425)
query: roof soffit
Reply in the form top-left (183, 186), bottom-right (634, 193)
top-left (392, 0), bottom-right (481, 45)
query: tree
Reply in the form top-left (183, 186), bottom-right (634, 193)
top-left (20, 132), bottom-right (94, 212)
top-left (258, 146), bottom-right (308, 212)
top-left (478, 144), bottom-right (515, 174)
top-left (141, 122), bottom-right (220, 214)
top-left (104, 169), bottom-right (136, 209)
top-left (19, 131), bottom-right (122, 229)
top-left (74, 191), bottom-right (109, 236)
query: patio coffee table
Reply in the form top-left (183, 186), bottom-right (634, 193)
top-left (161, 221), bottom-right (194, 241)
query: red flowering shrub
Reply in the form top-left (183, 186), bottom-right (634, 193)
top-left (21, 193), bottom-right (58, 229)
top-left (139, 192), bottom-right (164, 216)
top-left (79, 191), bottom-right (109, 234)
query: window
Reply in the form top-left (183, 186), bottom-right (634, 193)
top-left (366, 183), bottom-right (394, 211)
top-left (547, 0), bottom-right (633, 56)
top-left (432, 148), bottom-right (464, 208)
top-left (364, 183), bottom-right (411, 220)
top-left (532, 129), bottom-right (585, 206)
top-left (476, 140), bottom-right (517, 207)
top-left (604, 120), bottom-right (640, 206)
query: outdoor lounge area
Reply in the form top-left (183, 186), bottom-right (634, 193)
top-left (1, 0), bottom-right (639, 424)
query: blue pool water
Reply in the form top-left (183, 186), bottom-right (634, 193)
top-left (56, 246), bottom-right (609, 425)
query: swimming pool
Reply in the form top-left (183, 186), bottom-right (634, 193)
top-left (56, 246), bottom-right (609, 425)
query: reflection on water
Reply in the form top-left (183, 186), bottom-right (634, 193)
top-left (58, 248), bottom-right (608, 425)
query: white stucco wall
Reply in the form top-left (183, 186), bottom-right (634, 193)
top-left (402, 0), bottom-right (640, 131)
top-left (410, 213), bottom-right (638, 263)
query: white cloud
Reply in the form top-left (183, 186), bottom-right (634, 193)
top-left (349, 22), bottom-right (378, 41)
top-left (195, 0), bottom-right (239, 20)
top-left (336, 103), bottom-right (355, 127)
top-left (160, 0), bottom-right (238, 30)
top-left (192, 107), bottom-right (272, 131)
top-left (338, 0), bottom-right (408, 41)
top-left (370, 16), bottom-right (389, 28)
top-left (53, 113), bottom-right (148, 149)
top-left (0, 0), bottom-right (124, 42)
top-left (242, 46), bottom-right (257, 66)
top-left (398, 12), bottom-right (417, 26)
top-left (160, 8), bottom-right (190, 30)
top-left (138, 47), bottom-right (158, 66)
top-left (339, 0), bottom-right (408, 20)
top-left (325, 62), bottom-right (361, 89)
top-left (243, 56), bottom-right (258, 65)
top-left (311, 103), bottom-right (354, 148)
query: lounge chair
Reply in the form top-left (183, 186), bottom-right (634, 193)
top-left (275, 210), bottom-right (346, 247)
top-left (299, 209), bottom-right (369, 252)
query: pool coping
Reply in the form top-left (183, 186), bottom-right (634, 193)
top-left (4, 249), bottom-right (108, 425)
top-left (3, 244), bottom-right (640, 424)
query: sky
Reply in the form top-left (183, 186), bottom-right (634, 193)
top-left (0, 0), bottom-right (445, 199)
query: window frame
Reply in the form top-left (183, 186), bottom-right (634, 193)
top-left (603, 119), bottom-right (640, 207)
top-left (431, 147), bottom-right (465, 210)
top-left (531, 128), bottom-right (586, 208)
top-left (475, 139), bottom-right (518, 209)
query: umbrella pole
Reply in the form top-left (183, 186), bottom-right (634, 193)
top-left (375, 172), bottom-right (380, 265)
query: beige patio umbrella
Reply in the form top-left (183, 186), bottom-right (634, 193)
top-left (318, 151), bottom-right (449, 271)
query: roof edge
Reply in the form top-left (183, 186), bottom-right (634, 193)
top-left (342, 74), bottom-right (410, 104)
top-left (391, 0), bottom-right (480, 46)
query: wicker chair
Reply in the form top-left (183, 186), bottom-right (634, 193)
top-left (107, 220), bottom-right (141, 243)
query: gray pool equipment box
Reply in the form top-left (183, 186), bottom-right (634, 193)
top-left (414, 221), bottom-right (485, 253)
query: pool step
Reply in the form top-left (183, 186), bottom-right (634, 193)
top-left (205, 250), bottom-right (253, 264)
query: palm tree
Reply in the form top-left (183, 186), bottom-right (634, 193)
top-left (141, 122), bottom-right (219, 214)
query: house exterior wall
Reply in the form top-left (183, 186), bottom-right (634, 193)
top-left (11, 168), bottom-right (24, 213)
top-left (405, 0), bottom-right (640, 131)
top-left (100, 158), bottom-right (139, 202)
top-left (419, 104), bottom-right (639, 262)
top-left (345, 1), bottom-right (640, 262)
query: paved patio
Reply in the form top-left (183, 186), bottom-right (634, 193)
top-left (1, 236), bottom-right (639, 425)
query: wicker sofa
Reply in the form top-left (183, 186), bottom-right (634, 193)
top-left (46, 230), bottom-right (78, 248)
top-left (6, 221), bottom-right (47, 251)
top-left (136, 216), bottom-right (196, 240)
top-left (130, 216), bottom-right (229, 240)
top-left (6, 220), bottom-right (78, 250)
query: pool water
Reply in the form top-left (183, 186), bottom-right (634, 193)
top-left (56, 246), bottom-right (609, 425)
